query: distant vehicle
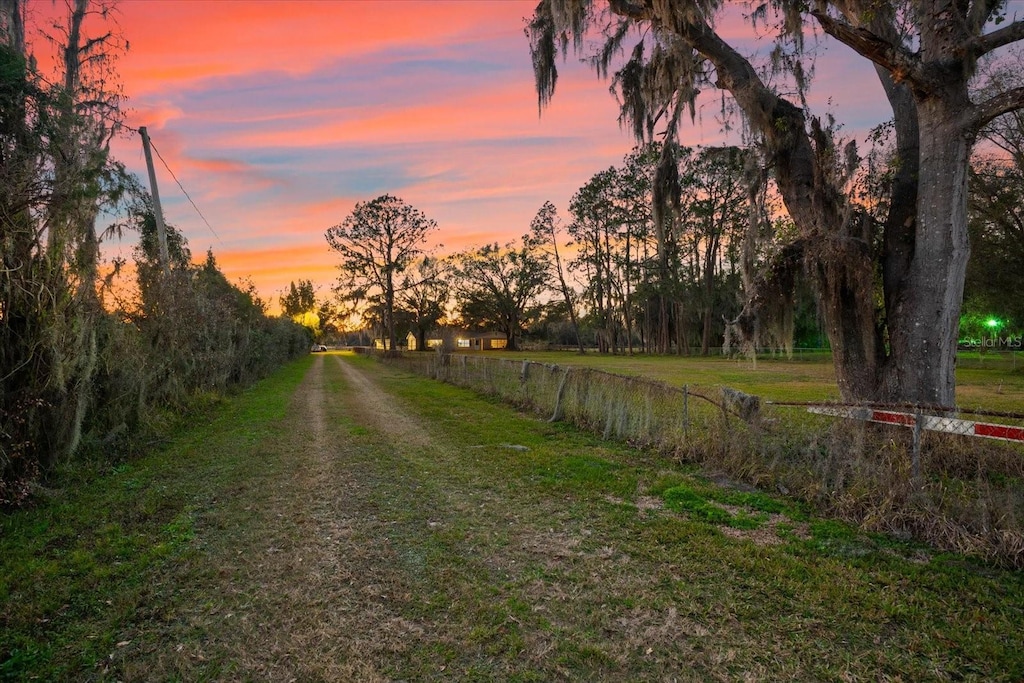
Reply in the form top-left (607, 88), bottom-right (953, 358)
top-left (311, 344), bottom-right (328, 352)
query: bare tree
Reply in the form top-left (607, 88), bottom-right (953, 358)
top-left (325, 195), bottom-right (438, 355)
top-left (528, 0), bottom-right (1024, 406)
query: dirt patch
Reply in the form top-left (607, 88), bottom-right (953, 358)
top-left (521, 530), bottom-right (582, 560)
top-left (635, 495), bottom-right (664, 512)
top-left (717, 511), bottom-right (800, 547)
top-left (333, 356), bottom-right (433, 449)
top-left (604, 493), bottom-right (664, 513)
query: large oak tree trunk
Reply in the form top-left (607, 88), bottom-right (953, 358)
top-left (883, 104), bottom-right (971, 407)
top-left (672, 11), bottom-right (974, 405)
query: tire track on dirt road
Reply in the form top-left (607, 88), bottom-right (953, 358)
top-left (141, 355), bottom-right (434, 682)
top-left (331, 355), bottom-right (434, 450)
top-left (235, 353), bottom-right (434, 680)
top-left (140, 354), bottom-right (622, 680)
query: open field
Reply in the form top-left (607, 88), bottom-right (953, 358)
top-left (486, 350), bottom-right (1024, 412)
top-left (3, 352), bottom-right (1023, 680)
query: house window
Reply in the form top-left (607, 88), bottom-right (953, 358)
top-left (490, 339), bottom-right (508, 349)
top-left (457, 338), bottom-right (470, 348)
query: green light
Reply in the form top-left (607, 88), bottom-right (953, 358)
top-left (986, 318), bottom-right (1001, 329)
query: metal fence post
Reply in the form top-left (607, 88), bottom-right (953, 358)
top-left (682, 384), bottom-right (690, 440)
top-left (912, 409), bottom-right (923, 490)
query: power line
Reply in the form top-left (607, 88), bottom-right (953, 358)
top-left (145, 133), bottom-right (223, 245)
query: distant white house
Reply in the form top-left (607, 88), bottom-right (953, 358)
top-left (371, 337), bottom-right (403, 351)
top-left (458, 332), bottom-right (508, 351)
top-left (404, 330), bottom-right (508, 351)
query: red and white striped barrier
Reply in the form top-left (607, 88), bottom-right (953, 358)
top-left (806, 406), bottom-right (1024, 443)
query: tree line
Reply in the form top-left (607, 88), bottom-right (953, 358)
top-left (317, 129), bottom-right (1020, 363)
top-left (313, 144), bottom-right (777, 357)
top-left (1, 1), bottom-right (308, 506)
top-left (316, 141), bottom-right (756, 358)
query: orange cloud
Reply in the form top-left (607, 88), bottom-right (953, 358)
top-left (117, 1), bottom-right (538, 94)
top-left (185, 157), bottom-right (255, 175)
top-left (213, 242), bottom-right (339, 309)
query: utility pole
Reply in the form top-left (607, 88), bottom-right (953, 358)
top-left (139, 126), bottom-right (171, 275)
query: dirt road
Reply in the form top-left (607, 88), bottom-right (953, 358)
top-left (128, 353), bottom-right (637, 681)
top-left (153, 354), bottom-right (459, 681)
top-left (95, 353), bottom-right (1021, 682)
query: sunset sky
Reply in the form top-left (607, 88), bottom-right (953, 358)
top-left (29, 0), bottom-right (902, 310)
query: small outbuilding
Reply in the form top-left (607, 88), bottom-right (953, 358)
top-left (406, 331), bottom-right (445, 351)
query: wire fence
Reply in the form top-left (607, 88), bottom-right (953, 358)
top-left (387, 352), bottom-right (1024, 446)
top-left (954, 349), bottom-right (1022, 370)
top-left (388, 352), bottom-right (735, 451)
top-left (526, 346), bottom-right (1023, 369)
top-left (382, 351), bottom-right (1024, 567)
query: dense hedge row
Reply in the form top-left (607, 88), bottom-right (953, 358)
top-left (1, 246), bottom-right (310, 507)
top-left (2, 20), bottom-right (310, 506)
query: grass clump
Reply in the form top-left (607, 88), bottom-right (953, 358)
top-left (661, 483), bottom-right (776, 530)
top-left (663, 484), bottom-right (733, 525)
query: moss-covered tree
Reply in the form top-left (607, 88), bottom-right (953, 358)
top-left (528, 0), bottom-right (1024, 406)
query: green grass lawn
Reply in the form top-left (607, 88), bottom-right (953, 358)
top-left (484, 349), bottom-right (1024, 411)
top-left (2, 353), bottom-right (1022, 680)
top-left (0, 358), bottom-right (312, 680)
